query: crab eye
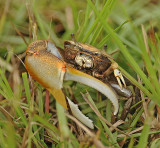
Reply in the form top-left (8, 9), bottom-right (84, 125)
top-left (94, 52), bottom-right (101, 56)
top-left (64, 42), bottom-right (71, 47)
top-left (26, 50), bottom-right (34, 55)
top-left (26, 52), bottom-right (29, 55)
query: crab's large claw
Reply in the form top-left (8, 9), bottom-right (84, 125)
top-left (25, 49), bottom-right (68, 109)
top-left (25, 42), bottom-right (94, 128)
top-left (64, 66), bottom-right (119, 115)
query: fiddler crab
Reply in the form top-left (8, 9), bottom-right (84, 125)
top-left (25, 37), bottom-right (132, 129)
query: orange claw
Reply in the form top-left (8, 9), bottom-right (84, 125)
top-left (25, 49), bottom-right (68, 109)
top-left (25, 44), bottom-right (94, 128)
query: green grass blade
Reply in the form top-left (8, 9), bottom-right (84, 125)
top-left (22, 72), bottom-right (31, 105)
top-left (5, 123), bottom-right (16, 148)
top-left (136, 116), bottom-right (151, 148)
top-left (56, 102), bottom-right (70, 139)
top-left (82, 0), bottom-right (116, 43)
top-left (33, 114), bottom-right (59, 133)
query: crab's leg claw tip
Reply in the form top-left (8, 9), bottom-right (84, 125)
top-left (120, 75), bottom-right (126, 88)
top-left (114, 69), bottom-right (126, 89)
top-left (117, 77), bottom-right (123, 90)
top-left (67, 97), bottom-right (94, 129)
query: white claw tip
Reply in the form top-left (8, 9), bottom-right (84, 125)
top-left (114, 109), bottom-right (118, 115)
top-left (67, 97), bottom-right (94, 129)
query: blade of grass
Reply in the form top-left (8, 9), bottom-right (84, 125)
top-left (0, 69), bottom-right (28, 126)
top-left (90, 0), bottom-right (117, 45)
top-left (82, 100), bottom-right (107, 114)
top-left (118, 130), bottom-right (160, 141)
top-left (5, 123), bottom-right (16, 148)
top-left (33, 3), bottom-right (48, 39)
top-left (97, 20), bottom-right (129, 48)
top-left (141, 25), bottom-right (160, 96)
top-left (136, 116), bottom-right (152, 148)
top-left (77, 4), bottom-right (91, 40)
top-left (150, 138), bottom-right (160, 148)
top-left (82, 0), bottom-right (116, 43)
top-left (131, 108), bottom-right (143, 128)
top-left (33, 114), bottom-right (59, 143)
top-left (118, 66), bottom-right (152, 99)
top-left (0, 127), bottom-right (6, 148)
top-left (56, 102), bottom-right (70, 139)
top-left (22, 72), bottom-right (31, 105)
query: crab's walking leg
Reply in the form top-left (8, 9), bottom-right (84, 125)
top-left (114, 69), bottom-right (126, 89)
top-left (103, 62), bottom-right (126, 89)
top-left (110, 83), bottom-right (132, 98)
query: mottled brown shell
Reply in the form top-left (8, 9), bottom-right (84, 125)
top-left (64, 40), bottom-right (112, 75)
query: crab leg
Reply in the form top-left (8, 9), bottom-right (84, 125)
top-left (103, 62), bottom-right (126, 89)
top-left (114, 69), bottom-right (126, 89)
top-left (110, 83), bottom-right (132, 98)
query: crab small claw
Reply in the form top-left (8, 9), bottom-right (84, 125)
top-left (114, 69), bottom-right (126, 89)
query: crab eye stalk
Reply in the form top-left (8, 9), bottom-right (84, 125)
top-left (94, 52), bottom-right (101, 57)
top-left (25, 50), bottom-right (34, 55)
top-left (103, 44), bottom-right (107, 50)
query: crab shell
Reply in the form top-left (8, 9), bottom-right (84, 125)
top-left (64, 40), bottom-right (113, 74)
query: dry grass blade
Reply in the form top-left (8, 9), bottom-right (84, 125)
top-left (109, 120), bottom-right (125, 132)
top-left (81, 91), bottom-right (129, 137)
top-left (10, 22), bottom-right (28, 46)
top-left (118, 126), bottom-right (144, 138)
top-left (0, 106), bottom-right (17, 129)
top-left (0, 57), bottom-right (13, 72)
top-left (137, 75), bottom-right (149, 118)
